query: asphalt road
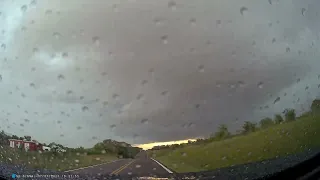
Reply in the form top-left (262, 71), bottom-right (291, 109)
top-left (65, 151), bottom-right (172, 177)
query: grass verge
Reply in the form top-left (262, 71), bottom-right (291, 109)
top-left (0, 146), bottom-right (118, 171)
top-left (151, 114), bottom-right (320, 173)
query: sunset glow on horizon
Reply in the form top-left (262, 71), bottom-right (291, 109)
top-left (133, 139), bottom-right (197, 150)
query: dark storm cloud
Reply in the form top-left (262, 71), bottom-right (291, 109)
top-left (0, 0), bottom-right (320, 147)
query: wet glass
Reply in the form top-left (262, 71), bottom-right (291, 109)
top-left (0, 0), bottom-right (319, 179)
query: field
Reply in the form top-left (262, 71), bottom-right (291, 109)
top-left (150, 113), bottom-right (320, 173)
top-left (0, 146), bottom-right (118, 171)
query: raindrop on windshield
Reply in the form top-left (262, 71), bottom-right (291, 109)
top-left (161, 35), bottom-right (168, 44)
top-left (110, 124), bottom-right (116, 130)
top-left (274, 97), bottom-right (281, 104)
top-left (301, 8), bottom-right (306, 16)
top-left (168, 1), bottom-right (177, 11)
top-left (92, 36), bottom-right (100, 46)
top-left (45, 9), bottom-right (53, 15)
top-left (82, 106), bottom-right (89, 112)
top-left (57, 74), bottom-right (65, 80)
top-left (240, 7), bottom-right (248, 15)
top-left (53, 32), bottom-right (61, 39)
top-left (21, 5), bottom-right (28, 12)
top-left (141, 119), bottom-right (149, 125)
top-left (257, 82), bottom-right (264, 89)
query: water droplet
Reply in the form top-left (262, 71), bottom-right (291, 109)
top-left (153, 18), bottom-right (162, 26)
top-left (286, 47), bottom-right (290, 53)
top-left (103, 101), bottom-right (108, 106)
top-left (32, 48), bottom-right (39, 53)
top-left (141, 80), bottom-right (148, 85)
top-left (240, 7), bottom-right (248, 15)
top-left (29, 83), bottom-right (35, 88)
top-left (76, 126), bottom-right (82, 130)
top-left (92, 36), bottom-right (100, 46)
top-left (45, 9), bottom-right (53, 15)
top-left (161, 35), bottom-right (168, 44)
top-left (182, 152), bottom-right (187, 157)
top-left (273, 97), bottom-right (280, 104)
top-left (30, 0), bottom-right (37, 6)
top-left (112, 4), bottom-right (118, 12)
top-left (301, 8), bottom-right (306, 16)
top-left (268, 0), bottom-right (272, 5)
top-left (74, 159), bottom-right (79, 163)
top-left (66, 90), bottom-right (73, 95)
top-left (257, 82), bottom-right (264, 88)
top-left (136, 94), bottom-right (144, 100)
top-left (53, 32), bottom-right (61, 39)
top-left (216, 20), bottom-right (222, 26)
top-left (161, 91), bottom-right (168, 96)
top-left (57, 74), bottom-right (65, 80)
top-left (189, 18), bottom-right (196, 26)
top-left (1, 44), bottom-right (6, 50)
top-left (198, 65), bottom-right (204, 73)
top-left (20, 26), bottom-right (27, 32)
top-left (101, 72), bottom-right (107, 76)
top-left (168, 1), bottom-right (177, 11)
top-left (112, 94), bottom-right (119, 99)
top-left (82, 106), bottom-right (89, 112)
top-left (238, 81), bottom-right (246, 87)
top-left (62, 52), bottom-right (68, 58)
top-left (135, 164), bottom-right (141, 168)
top-left (21, 5), bottom-right (28, 12)
top-left (272, 38), bottom-right (276, 43)
top-left (141, 119), bottom-right (149, 124)
top-left (110, 124), bottom-right (116, 130)
top-left (297, 78), bottom-right (300, 83)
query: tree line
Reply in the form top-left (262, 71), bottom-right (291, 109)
top-left (152, 108), bottom-right (299, 150)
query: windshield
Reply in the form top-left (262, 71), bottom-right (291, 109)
top-left (0, 0), bottom-right (320, 179)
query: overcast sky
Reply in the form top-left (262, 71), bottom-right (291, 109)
top-left (0, 0), bottom-right (319, 148)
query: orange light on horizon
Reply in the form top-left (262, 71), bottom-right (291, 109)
top-left (133, 139), bottom-right (197, 150)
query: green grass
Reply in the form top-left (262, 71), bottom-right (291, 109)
top-left (151, 114), bottom-right (320, 173)
top-left (0, 146), bottom-right (118, 171)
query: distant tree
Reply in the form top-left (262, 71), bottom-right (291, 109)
top-left (285, 109), bottom-right (296, 122)
top-left (259, 117), bottom-right (274, 128)
top-left (311, 99), bottom-right (320, 113)
top-left (242, 121), bottom-right (257, 134)
top-left (11, 135), bottom-right (19, 139)
top-left (19, 137), bottom-right (24, 140)
top-left (214, 124), bottom-right (230, 140)
top-left (274, 114), bottom-right (284, 124)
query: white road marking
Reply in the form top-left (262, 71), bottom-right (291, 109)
top-left (64, 159), bottom-right (122, 172)
top-left (151, 158), bottom-right (173, 173)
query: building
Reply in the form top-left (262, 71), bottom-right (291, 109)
top-left (9, 139), bottom-right (43, 151)
top-left (42, 146), bottom-right (51, 151)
